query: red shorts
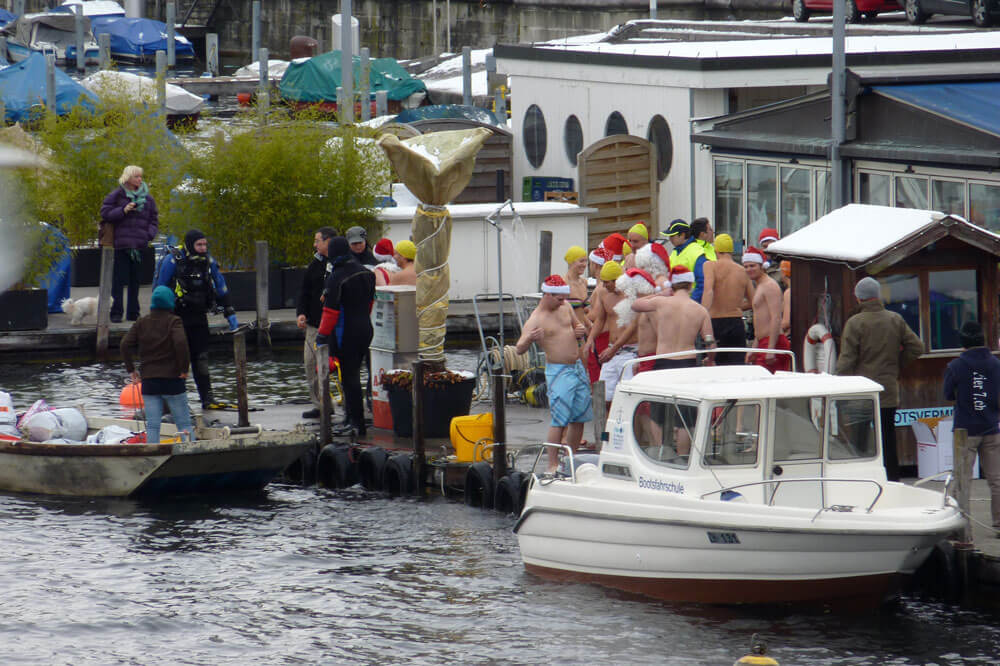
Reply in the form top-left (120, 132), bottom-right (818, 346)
top-left (749, 335), bottom-right (792, 373)
top-left (587, 331), bottom-right (610, 383)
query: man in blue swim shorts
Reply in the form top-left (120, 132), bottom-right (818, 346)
top-left (516, 274), bottom-right (593, 472)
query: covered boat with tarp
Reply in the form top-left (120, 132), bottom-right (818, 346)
top-left (89, 16), bottom-right (195, 63)
top-left (395, 104), bottom-right (503, 128)
top-left (0, 52), bottom-right (98, 122)
top-left (0, 12), bottom-right (100, 65)
top-left (0, 8), bottom-right (15, 29)
top-left (279, 51), bottom-right (426, 114)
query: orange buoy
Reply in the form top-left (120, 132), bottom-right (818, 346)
top-left (119, 382), bottom-right (144, 408)
top-left (237, 92), bottom-right (252, 106)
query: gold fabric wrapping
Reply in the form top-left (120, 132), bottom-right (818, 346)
top-left (377, 128), bottom-right (492, 361)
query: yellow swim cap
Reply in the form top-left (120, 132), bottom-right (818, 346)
top-left (396, 240), bottom-right (417, 260)
top-left (564, 245), bottom-right (587, 264)
top-left (600, 260), bottom-right (623, 282)
top-left (628, 222), bottom-right (649, 239)
top-left (623, 241), bottom-right (632, 256)
top-left (714, 233), bottom-right (734, 254)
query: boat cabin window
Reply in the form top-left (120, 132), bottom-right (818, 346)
top-left (828, 398), bottom-right (878, 460)
top-left (773, 397), bottom-right (824, 461)
top-left (632, 399), bottom-right (698, 468)
top-left (703, 401), bottom-right (760, 466)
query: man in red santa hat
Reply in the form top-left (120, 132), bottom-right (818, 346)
top-left (516, 275), bottom-right (591, 472)
top-left (632, 265), bottom-right (715, 370)
top-left (370, 238), bottom-right (397, 286)
top-left (613, 267), bottom-right (661, 374)
top-left (743, 246), bottom-right (790, 372)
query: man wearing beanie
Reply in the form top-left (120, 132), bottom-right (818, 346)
top-left (516, 275), bottom-right (591, 473)
top-left (944, 320), bottom-right (1000, 534)
top-left (346, 225), bottom-right (377, 267)
top-left (702, 233), bottom-right (753, 365)
top-left (154, 229), bottom-right (239, 410)
top-left (120, 286), bottom-right (194, 443)
top-left (296, 226), bottom-right (335, 420)
top-left (317, 236), bottom-right (376, 437)
top-left (837, 276), bottom-right (922, 481)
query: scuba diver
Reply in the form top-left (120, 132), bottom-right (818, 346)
top-left (316, 236), bottom-right (376, 437)
top-left (154, 229), bottom-right (239, 410)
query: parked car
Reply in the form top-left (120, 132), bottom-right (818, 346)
top-left (902, 0), bottom-right (996, 26)
top-left (793, 0), bottom-right (901, 21)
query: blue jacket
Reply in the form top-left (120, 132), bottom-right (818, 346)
top-left (944, 347), bottom-right (1000, 436)
top-left (154, 248), bottom-right (232, 314)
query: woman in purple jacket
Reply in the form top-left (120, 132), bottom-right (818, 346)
top-left (100, 165), bottom-right (159, 322)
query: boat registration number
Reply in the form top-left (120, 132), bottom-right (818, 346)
top-left (706, 531), bottom-right (740, 545)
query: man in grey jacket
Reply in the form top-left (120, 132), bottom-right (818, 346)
top-left (837, 276), bottom-right (923, 481)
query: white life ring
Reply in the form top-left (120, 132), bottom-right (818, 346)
top-left (803, 323), bottom-right (837, 374)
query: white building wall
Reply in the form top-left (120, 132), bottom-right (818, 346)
top-left (509, 73), bottom-right (725, 234)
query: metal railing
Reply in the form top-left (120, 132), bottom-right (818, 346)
top-left (700, 477), bottom-right (884, 516)
top-left (620, 347), bottom-right (797, 380)
top-left (530, 443), bottom-right (578, 484)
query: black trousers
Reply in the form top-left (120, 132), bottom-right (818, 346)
top-left (111, 249), bottom-right (141, 320)
top-left (881, 407), bottom-right (900, 481)
top-left (337, 347), bottom-right (367, 433)
top-left (711, 316), bottom-right (746, 366)
top-left (180, 312), bottom-right (213, 406)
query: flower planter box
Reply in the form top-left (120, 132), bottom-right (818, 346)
top-left (222, 269), bottom-right (283, 312)
top-left (71, 246), bottom-right (155, 287)
top-left (386, 377), bottom-right (475, 438)
top-left (0, 288), bottom-right (48, 331)
top-left (280, 266), bottom-right (306, 309)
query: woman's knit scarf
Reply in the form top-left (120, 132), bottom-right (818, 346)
top-left (124, 181), bottom-right (149, 211)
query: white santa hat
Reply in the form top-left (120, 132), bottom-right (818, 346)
top-left (670, 265), bottom-right (695, 286)
top-left (742, 247), bottom-right (766, 265)
top-left (636, 242), bottom-right (669, 279)
top-left (613, 268), bottom-right (657, 327)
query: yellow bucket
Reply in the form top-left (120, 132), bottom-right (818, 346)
top-left (450, 413), bottom-right (494, 462)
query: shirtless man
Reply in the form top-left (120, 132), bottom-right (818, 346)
top-left (624, 222), bottom-right (649, 269)
top-left (780, 260), bottom-right (792, 337)
top-left (583, 260), bottom-right (638, 405)
top-left (389, 240), bottom-right (417, 286)
top-left (743, 246), bottom-right (790, 372)
top-left (584, 247), bottom-right (613, 382)
top-left (612, 268), bottom-right (660, 374)
top-left (371, 238), bottom-right (397, 287)
top-left (701, 233), bottom-right (754, 366)
top-left (516, 275), bottom-right (591, 471)
top-left (632, 265), bottom-right (715, 369)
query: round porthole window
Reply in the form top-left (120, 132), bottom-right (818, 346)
top-left (524, 104), bottom-right (547, 168)
top-left (564, 115), bottom-right (583, 166)
top-left (605, 111), bottom-right (628, 137)
top-left (647, 114), bottom-right (673, 181)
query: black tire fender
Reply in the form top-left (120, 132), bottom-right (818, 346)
top-left (358, 446), bottom-right (389, 491)
top-left (464, 461), bottom-right (495, 509)
top-left (494, 471), bottom-right (527, 515)
top-left (317, 444), bottom-right (358, 489)
top-left (284, 440), bottom-right (319, 486)
top-left (382, 453), bottom-right (414, 497)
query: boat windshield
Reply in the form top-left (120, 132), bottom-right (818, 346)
top-left (632, 399), bottom-right (698, 469)
top-left (828, 397), bottom-right (878, 460)
top-left (703, 401), bottom-right (760, 466)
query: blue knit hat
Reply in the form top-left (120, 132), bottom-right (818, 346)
top-left (150, 285), bottom-right (176, 311)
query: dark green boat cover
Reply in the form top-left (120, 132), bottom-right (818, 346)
top-left (279, 51), bottom-right (427, 103)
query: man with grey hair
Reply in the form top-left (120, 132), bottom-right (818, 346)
top-left (837, 276), bottom-right (923, 481)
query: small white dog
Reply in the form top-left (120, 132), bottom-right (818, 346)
top-left (61, 297), bottom-right (99, 325)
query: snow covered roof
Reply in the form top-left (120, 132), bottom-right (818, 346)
top-left (766, 204), bottom-right (1000, 267)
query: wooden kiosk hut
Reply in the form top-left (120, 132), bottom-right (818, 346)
top-left (767, 204), bottom-right (1000, 469)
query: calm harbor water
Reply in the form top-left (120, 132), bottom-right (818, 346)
top-left (2, 354), bottom-right (1000, 664)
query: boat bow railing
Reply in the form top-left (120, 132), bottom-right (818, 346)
top-left (531, 443), bottom-right (577, 485)
top-left (700, 477), bottom-right (885, 517)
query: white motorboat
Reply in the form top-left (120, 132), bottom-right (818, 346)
top-left (1, 13), bottom-right (100, 65)
top-left (514, 354), bottom-right (964, 606)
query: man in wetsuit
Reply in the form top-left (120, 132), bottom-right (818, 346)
top-left (317, 236), bottom-right (376, 438)
top-left (154, 229), bottom-right (239, 410)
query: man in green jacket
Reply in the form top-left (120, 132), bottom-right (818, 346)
top-left (836, 276), bottom-right (923, 481)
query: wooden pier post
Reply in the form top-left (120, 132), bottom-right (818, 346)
top-left (155, 50), bottom-right (166, 113)
top-left (318, 344), bottom-right (332, 446)
top-left (412, 360), bottom-right (427, 496)
top-left (95, 247), bottom-right (115, 360)
top-left (74, 5), bottom-right (85, 73)
top-left (492, 369), bottom-right (507, 484)
top-left (166, 1), bottom-right (176, 68)
top-left (953, 427), bottom-right (973, 544)
top-left (98, 33), bottom-right (110, 70)
top-left (255, 240), bottom-right (270, 348)
top-left (45, 53), bottom-right (56, 112)
top-left (257, 47), bottom-right (270, 123)
top-left (233, 329), bottom-right (250, 427)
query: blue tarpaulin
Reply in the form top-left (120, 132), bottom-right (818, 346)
top-left (0, 8), bottom-right (15, 28)
top-left (90, 16), bottom-right (195, 60)
top-left (36, 223), bottom-right (71, 313)
top-left (0, 52), bottom-right (98, 121)
top-left (872, 82), bottom-right (1000, 139)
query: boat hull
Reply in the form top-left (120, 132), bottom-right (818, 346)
top-left (515, 483), bottom-right (963, 606)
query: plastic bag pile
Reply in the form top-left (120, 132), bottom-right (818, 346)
top-left (0, 392), bottom-right (145, 444)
